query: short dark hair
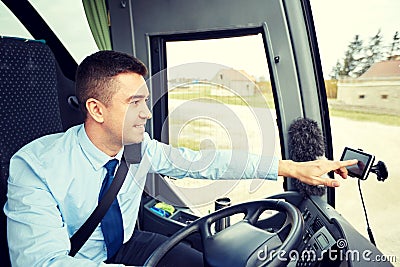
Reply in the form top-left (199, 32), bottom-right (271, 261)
top-left (75, 50), bottom-right (148, 118)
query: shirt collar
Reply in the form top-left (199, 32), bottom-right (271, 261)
top-left (78, 124), bottom-right (123, 171)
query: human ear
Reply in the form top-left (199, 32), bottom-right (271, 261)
top-left (86, 98), bottom-right (105, 123)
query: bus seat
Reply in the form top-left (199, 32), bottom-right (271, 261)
top-left (0, 36), bottom-right (82, 266)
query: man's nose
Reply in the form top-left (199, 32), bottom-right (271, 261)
top-left (139, 104), bottom-right (152, 119)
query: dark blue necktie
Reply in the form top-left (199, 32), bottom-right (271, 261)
top-left (99, 159), bottom-right (123, 259)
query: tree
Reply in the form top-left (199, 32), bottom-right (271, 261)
top-left (330, 34), bottom-right (363, 79)
top-left (388, 31), bottom-right (400, 58)
top-left (330, 60), bottom-right (342, 80)
top-left (356, 29), bottom-right (385, 76)
top-left (330, 30), bottom-right (399, 79)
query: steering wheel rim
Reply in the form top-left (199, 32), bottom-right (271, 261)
top-left (145, 199), bottom-right (303, 267)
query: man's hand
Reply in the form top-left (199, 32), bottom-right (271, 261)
top-left (278, 159), bottom-right (358, 187)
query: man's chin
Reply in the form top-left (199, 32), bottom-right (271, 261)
top-left (122, 136), bottom-right (144, 145)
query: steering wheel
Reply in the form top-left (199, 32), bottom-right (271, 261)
top-left (145, 199), bottom-right (304, 267)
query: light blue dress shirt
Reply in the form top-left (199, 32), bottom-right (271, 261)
top-left (4, 124), bottom-right (278, 266)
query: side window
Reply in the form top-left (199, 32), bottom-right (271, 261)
top-left (164, 34), bottom-right (283, 215)
top-left (0, 1), bottom-right (98, 63)
top-left (311, 0), bottom-right (399, 259)
top-left (0, 2), bottom-right (32, 39)
top-left (28, 0), bottom-right (98, 63)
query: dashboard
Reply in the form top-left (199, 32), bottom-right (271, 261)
top-left (267, 192), bottom-right (392, 267)
top-left (141, 191), bottom-right (392, 267)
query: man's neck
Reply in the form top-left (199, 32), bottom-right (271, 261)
top-left (84, 122), bottom-right (122, 157)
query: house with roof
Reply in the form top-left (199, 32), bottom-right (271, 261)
top-left (210, 68), bottom-right (256, 97)
top-left (336, 56), bottom-right (400, 113)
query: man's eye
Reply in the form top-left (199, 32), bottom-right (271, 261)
top-left (130, 97), bottom-right (149, 105)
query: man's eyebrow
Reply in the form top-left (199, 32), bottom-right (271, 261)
top-left (127, 94), bottom-right (150, 102)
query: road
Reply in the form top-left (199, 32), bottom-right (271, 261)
top-left (331, 117), bottom-right (400, 263)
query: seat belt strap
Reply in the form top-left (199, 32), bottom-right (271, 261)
top-left (69, 143), bottom-right (141, 257)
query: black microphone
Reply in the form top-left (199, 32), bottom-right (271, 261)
top-left (288, 117), bottom-right (326, 196)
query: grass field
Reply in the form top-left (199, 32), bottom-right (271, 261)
top-left (169, 89), bottom-right (400, 126)
top-left (329, 108), bottom-right (400, 126)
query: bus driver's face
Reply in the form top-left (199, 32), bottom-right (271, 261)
top-left (103, 72), bottom-right (152, 145)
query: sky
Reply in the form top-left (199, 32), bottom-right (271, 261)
top-left (310, 0), bottom-right (400, 76)
top-left (0, 0), bottom-right (399, 79)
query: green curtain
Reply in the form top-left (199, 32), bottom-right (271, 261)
top-left (82, 0), bottom-right (112, 50)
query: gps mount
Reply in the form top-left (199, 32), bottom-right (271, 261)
top-left (370, 161), bottom-right (389, 182)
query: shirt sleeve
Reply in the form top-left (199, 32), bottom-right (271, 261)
top-left (3, 152), bottom-right (123, 267)
top-left (142, 133), bottom-right (278, 181)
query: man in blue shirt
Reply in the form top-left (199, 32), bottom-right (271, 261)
top-left (4, 51), bottom-right (356, 266)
